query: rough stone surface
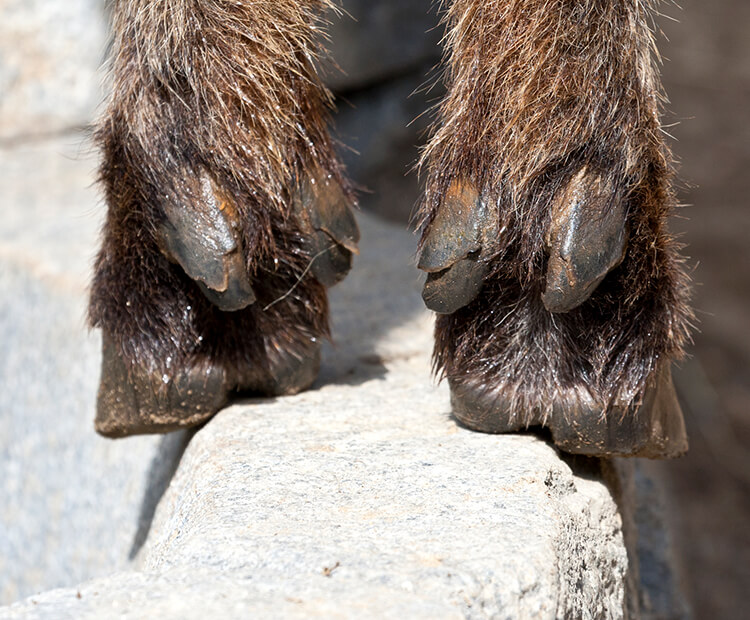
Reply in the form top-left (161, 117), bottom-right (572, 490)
top-left (0, 138), bottom-right (635, 618)
top-left (0, 0), bottom-right (107, 141)
top-left (134, 399), bottom-right (629, 620)
top-left (0, 139), bottom-right (164, 605)
top-left (0, 1), bottom-right (691, 616)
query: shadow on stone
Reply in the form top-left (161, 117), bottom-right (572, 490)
top-left (314, 213), bottom-right (427, 389)
top-left (558, 451), bottom-right (606, 481)
top-left (598, 458), bottom-right (643, 619)
top-left (316, 353), bottom-right (389, 388)
top-left (128, 429), bottom-right (196, 560)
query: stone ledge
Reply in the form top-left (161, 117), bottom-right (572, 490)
top-left (1, 140), bottom-right (633, 618)
top-left (0, 138), bottom-right (689, 618)
top-left (2, 417), bottom-right (631, 620)
top-left (0, 2), bottom-right (692, 613)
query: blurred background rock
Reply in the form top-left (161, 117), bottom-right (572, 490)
top-left (323, 0), bottom-right (443, 222)
top-left (0, 0), bottom-right (106, 142)
top-left (646, 3), bottom-right (750, 618)
top-left (0, 0), bottom-right (747, 617)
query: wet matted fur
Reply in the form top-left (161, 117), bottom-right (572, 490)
top-left (89, 0), bottom-right (358, 436)
top-left (416, 0), bottom-right (693, 457)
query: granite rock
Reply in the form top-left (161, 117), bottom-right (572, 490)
top-left (0, 0), bottom-right (107, 142)
top-left (1, 139), bottom-right (634, 615)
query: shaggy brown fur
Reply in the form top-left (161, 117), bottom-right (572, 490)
top-left (417, 0), bottom-right (693, 451)
top-left (89, 0), bottom-right (356, 436)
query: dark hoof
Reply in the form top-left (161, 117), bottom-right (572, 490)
top-left (95, 334), bottom-right (229, 438)
top-left (450, 381), bottom-right (544, 433)
top-left (96, 334), bottom-right (323, 438)
top-left (293, 164), bottom-right (359, 288)
top-left (450, 364), bottom-right (688, 458)
top-left (550, 364), bottom-right (688, 458)
top-left (249, 340), bottom-right (322, 397)
top-left (422, 256), bottom-right (487, 314)
top-left (417, 179), bottom-right (498, 313)
top-left (158, 171), bottom-right (256, 312)
top-left (304, 229), bottom-right (354, 289)
top-left (542, 168), bottom-right (628, 313)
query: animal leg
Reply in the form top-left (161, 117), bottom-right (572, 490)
top-left (90, 0), bottom-right (357, 438)
top-left (417, 0), bottom-right (693, 458)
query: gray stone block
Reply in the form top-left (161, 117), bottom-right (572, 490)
top-left (0, 139), bottom-right (164, 604)
top-left (0, 0), bottom-right (107, 141)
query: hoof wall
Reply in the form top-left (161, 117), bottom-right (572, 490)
top-left (95, 335), bottom-right (228, 438)
top-left (95, 335), bottom-right (322, 438)
top-left (450, 364), bottom-right (688, 459)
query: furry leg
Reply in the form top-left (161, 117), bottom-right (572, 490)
top-left (417, 0), bottom-right (692, 457)
top-left (90, 0), bottom-right (357, 437)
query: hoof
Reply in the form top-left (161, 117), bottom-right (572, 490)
top-left (95, 335), bottom-right (322, 438)
top-left (95, 334), bottom-right (228, 438)
top-left (417, 180), bottom-right (498, 314)
top-left (238, 339), bottom-right (322, 398)
top-left (450, 382), bottom-right (544, 433)
top-left (293, 163), bottom-right (359, 288)
top-left (450, 364), bottom-right (688, 458)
